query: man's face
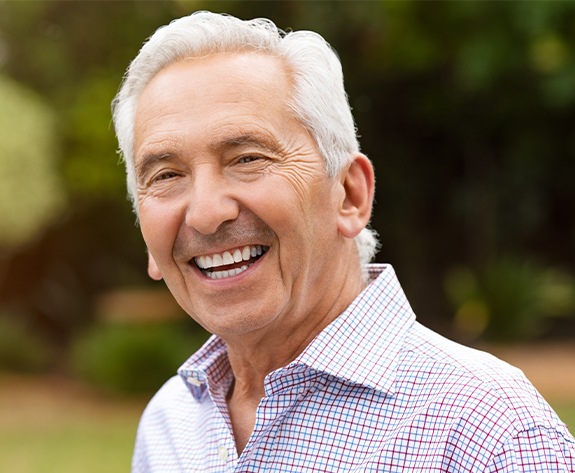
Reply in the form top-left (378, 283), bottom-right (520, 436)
top-left (133, 53), bottom-right (356, 339)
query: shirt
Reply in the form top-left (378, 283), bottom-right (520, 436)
top-left (132, 264), bottom-right (575, 472)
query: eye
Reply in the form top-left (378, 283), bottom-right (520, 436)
top-left (151, 170), bottom-right (180, 183)
top-left (237, 155), bottom-right (261, 164)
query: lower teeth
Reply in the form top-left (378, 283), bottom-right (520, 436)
top-left (208, 264), bottom-right (249, 279)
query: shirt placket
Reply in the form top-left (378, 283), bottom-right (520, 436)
top-left (209, 377), bottom-right (240, 472)
top-left (234, 367), bottom-right (318, 472)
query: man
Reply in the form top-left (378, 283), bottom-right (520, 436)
top-left (112, 11), bottom-right (575, 472)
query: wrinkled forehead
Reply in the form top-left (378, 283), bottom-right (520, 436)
top-left (132, 52), bottom-right (314, 166)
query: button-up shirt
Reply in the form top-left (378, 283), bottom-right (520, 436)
top-left (132, 264), bottom-right (575, 472)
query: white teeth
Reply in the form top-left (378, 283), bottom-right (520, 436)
top-left (208, 265), bottom-right (249, 279)
top-left (195, 245), bottom-right (268, 278)
top-left (223, 252), bottom-right (234, 265)
top-left (212, 254), bottom-right (223, 266)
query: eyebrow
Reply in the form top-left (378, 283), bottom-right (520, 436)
top-left (215, 132), bottom-right (283, 155)
top-left (135, 152), bottom-right (173, 183)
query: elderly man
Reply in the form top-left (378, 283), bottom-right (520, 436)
top-left (113, 11), bottom-right (574, 473)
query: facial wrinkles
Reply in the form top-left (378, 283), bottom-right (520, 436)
top-left (134, 98), bottom-right (187, 155)
top-left (274, 142), bottom-right (327, 206)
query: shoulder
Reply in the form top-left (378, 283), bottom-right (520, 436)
top-left (392, 323), bottom-right (575, 469)
top-left (132, 375), bottom-right (203, 471)
top-left (399, 324), bottom-right (572, 435)
top-left (399, 323), bottom-right (552, 425)
top-left (139, 375), bottom-right (192, 428)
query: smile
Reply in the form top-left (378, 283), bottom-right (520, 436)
top-left (194, 245), bottom-right (268, 279)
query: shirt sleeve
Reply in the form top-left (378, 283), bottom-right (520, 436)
top-left (487, 425), bottom-right (575, 473)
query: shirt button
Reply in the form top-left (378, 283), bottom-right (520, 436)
top-left (187, 375), bottom-right (203, 387)
top-left (217, 445), bottom-right (228, 461)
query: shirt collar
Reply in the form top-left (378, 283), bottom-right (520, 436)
top-left (292, 264), bottom-right (416, 395)
top-left (179, 264), bottom-right (415, 399)
top-left (179, 335), bottom-right (230, 401)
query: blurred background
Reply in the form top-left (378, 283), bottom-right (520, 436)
top-left (0, 1), bottom-right (574, 471)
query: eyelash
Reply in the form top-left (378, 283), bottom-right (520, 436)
top-left (237, 155), bottom-right (261, 164)
top-left (152, 171), bottom-right (179, 182)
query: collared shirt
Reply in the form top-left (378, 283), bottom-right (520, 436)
top-left (132, 264), bottom-right (575, 472)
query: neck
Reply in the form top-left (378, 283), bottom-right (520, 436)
top-left (225, 259), bottom-right (367, 399)
top-left (225, 259), bottom-right (366, 455)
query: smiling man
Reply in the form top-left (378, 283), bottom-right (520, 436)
top-left (113, 11), bottom-right (574, 473)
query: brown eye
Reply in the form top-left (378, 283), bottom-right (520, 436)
top-left (153, 171), bottom-right (179, 182)
top-left (238, 155), bottom-right (260, 164)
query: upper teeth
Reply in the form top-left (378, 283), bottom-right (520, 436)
top-left (195, 245), bottom-right (264, 270)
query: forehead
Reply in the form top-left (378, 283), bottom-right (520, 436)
top-left (133, 52), bottom-right (296, 158)
top-left (144, 51), bottom-right (290, 97)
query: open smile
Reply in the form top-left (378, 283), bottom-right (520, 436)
top-left (193, 245), bottom-right (269, 280)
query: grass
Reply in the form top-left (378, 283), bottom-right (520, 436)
top-left (0, 422), bottom-right (137, 473)
top-left (0, 374), bottom-right (145, 473)
top-left (555, 403), bottom-right (575, 436)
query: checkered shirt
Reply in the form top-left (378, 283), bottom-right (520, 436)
top-left (132, 264), bottom-right (575, 472)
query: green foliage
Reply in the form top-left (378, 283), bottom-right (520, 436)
top-left (480, 260), bottom-right (546, 341)
top-left (0, 74), bottom-right (65, 249)
top-left (62, 74), bottom-right (127, 197)
top-left (445, 259), bottom-right (575, 342)
top-left (0, 314), bottom-right (54, 372)
top-left (72, 321), bottom-right (209, 394)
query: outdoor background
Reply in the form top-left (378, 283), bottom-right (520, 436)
top-left (0, 1), bottom-right (574, 472)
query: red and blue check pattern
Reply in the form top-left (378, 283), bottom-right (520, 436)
top-left (132, 264), bottom-right (575, 472)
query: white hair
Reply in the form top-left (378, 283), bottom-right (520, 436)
top-left (112, 11), bottom-right (379, 269)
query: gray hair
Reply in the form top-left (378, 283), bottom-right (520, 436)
top-left (112, 11), bottom-right (379, 268)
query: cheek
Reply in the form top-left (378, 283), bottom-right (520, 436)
top-left (247, 178), bottom-right (337, 252)
top-left (139, 202), bottom-right (181, 258)
top-left (242, 181), bottom-right (300, 236)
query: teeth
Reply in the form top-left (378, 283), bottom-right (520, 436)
top-left (208, 265), bottom-right (249, 279)
top-left (223, 252), bottom-right (234, 265)
top-left (194, 246), bottom-right (267, 277)
top-left (212, 254), bottom-right (223, 266)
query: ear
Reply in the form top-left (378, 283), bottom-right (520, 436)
top-left (337, 154), bottom-right (375, 239)
top-left (147, 250), bottom-right (163, 281)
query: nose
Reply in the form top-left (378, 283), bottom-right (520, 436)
top-left (185, 169), bottom-right (240, 235)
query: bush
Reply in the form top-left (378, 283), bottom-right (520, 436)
top-left (479, 259), bottom-right (545, 341)
top-left (72, 322), bottom-right (209, 394)
top-left (0, 315), bottom-right (54, 372)
top-left (445, 258), bottom-right (575, 342)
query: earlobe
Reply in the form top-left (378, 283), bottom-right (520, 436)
top-left (337, 154), bottom-right (375, 239)
top-left (147, 250), bottom-right (163, 281)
